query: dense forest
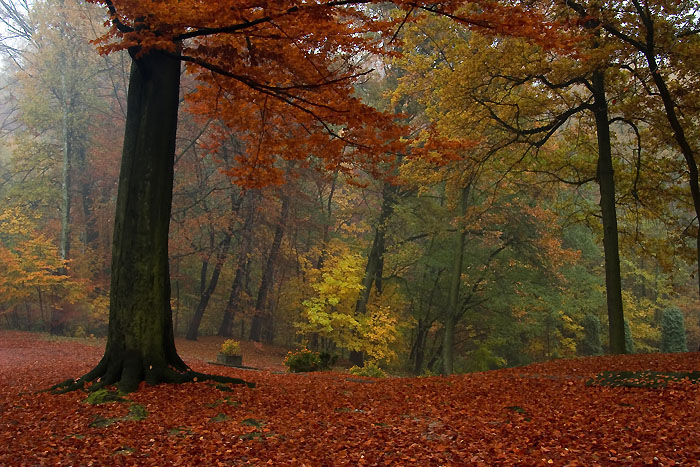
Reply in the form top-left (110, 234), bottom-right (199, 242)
top-left (0, 0), bottom-right (698, 377)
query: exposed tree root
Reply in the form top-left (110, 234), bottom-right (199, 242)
top-left (46, 353), bottom-right (254, 394)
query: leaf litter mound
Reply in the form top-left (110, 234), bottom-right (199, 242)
top-left (1, 331), bottom-right (699, 465)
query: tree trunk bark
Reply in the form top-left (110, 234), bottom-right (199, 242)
top-left (250, 194), bottom-right (289, 343)
top-left (350, 182), bottom-right (397, 366)
top-left (219, 193), bottom-right (256, 337)
top-left (82, 49), bottom-right (186, 392)
top-left (441, 185), bottom-right (469, 375)
top-left (591, 69), bottom-right (625, 354)
top-left (186, 234), bottom-right (231, 340)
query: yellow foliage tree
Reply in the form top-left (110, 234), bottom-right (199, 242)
top-left (0, 208), bottom-right (73, 317)
top-left (295, 242), bottom-right (403, 362)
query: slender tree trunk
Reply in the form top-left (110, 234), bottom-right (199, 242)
top-left (644, 59), bottom-right (700, 297)
top-left (592, 69), bottom-right (625, 354)
top-left (74, 140), bottom-right (99, 248)
top-left (50, 73), bottom-right (74, 336)
top-left (219, 192), bottom-right (256, 337)
top-left (59, 80), bottom-right (72, 266)
top-left (250, 194), bottom-right (289, 343)
top-left (84, 49), bottom-right (186, 392)
top-left (186, 235), bottom-right (231, 340)
top-left (36, 287), bottom-right (46, 328)
top-left (411, 319), bottom-right (429, 374)
top-left (616, 1), bottom-right (700, 298)
top-left (218, 262), bottom-right (246, 337)
top-left (442, 185), bottom-right (469, 374)
top-left (350, 182), bottom-right (397, 366)
top-left (316, 171), bottom-right (338, 269)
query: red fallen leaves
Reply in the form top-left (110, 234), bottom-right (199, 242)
top-left (1, 330), bottom-right (699, 465)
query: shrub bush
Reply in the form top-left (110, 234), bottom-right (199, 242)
top-left (284, 348), bottom-right (321, 372)
top-left (348, 361), bottom-right (386, 378)
top-left (219, 339), bottom-right (241, 356)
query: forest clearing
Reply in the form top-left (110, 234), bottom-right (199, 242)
top-left (1, 331), bottom-right (699, 465)
top-left (1, 0), bottom-right (699, 464)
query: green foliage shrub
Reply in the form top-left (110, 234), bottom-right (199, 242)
top-left (284, 348), bottom-right (321, 372)
top-left (460, 346), bottom-right (506, 373)
top-left (661, 307), bottom-right (688, 353)
top-left (580, 314), bottom-right (603, 356)
top-left (84, 388), bottom-right (127, 405)
top-left (219, 339), bottom-right (241, 355)
top-left (283, 349), bottom-right (338, 372)
top-left (348, 361), bottom-right (386, 378)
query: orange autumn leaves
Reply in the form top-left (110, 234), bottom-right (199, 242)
top-left (86, 0), bottom-right (406, 187)
top-left (0, 209), bottom-right (75, 315)
top-left (1, 331), bottom-right (700, 464)
top-left (84, 0), bottom-right (583, 189)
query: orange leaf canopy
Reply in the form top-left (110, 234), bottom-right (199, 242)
top-left (87, 0), bottom-right (578, 186)
top-left (88, 0), bottom-right (410, 187)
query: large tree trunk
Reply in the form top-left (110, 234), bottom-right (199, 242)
top-left (250, 194), bottom-right (289, 343)
top-left (71, 49), bottom-right (187, 393)
top-left (591, 69), bottom-right (625, 354)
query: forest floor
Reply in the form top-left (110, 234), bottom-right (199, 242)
top-left (1, 330), bottom-right (699, 465)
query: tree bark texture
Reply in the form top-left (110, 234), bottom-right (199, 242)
top-left (441, 185), bottom-right (469, 375)
top-left (66, 50), bottom-right (187, 392)
top-left (250, 194), bottom-right (290, 343)
top-left (592, 69), bottom-right (625, 354)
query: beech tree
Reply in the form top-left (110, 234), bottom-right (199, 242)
top-left (562, 0), bottom-right (700, 296)
top-left (52, 0), bottom-right (408, 393)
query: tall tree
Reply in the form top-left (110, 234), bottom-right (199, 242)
top-left (563, 0), bottom-right (700, 297)
top-left (250, 191), bottom-right (290, 343)
top-left (53, 0), bottom-right (405, 392)
top-left (1, 0), bottom-right (126, 334)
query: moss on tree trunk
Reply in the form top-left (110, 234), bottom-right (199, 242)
top-left (51, 49), bottom-right (250, 393)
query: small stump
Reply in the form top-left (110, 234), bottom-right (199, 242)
top-left (217, 354), bottom-right (243, 367)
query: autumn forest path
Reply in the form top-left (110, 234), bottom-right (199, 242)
top-left (1, 331), bottom-right (699, 465)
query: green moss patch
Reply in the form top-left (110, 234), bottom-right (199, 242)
top-left (85, 389), bottom-right (127, 405)
top-left (209, 413), bottom-right (230, 423)
top-left (586, 371), bottom-right (700, 388)
top-left (88, 403), bottom-right (147, 428)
